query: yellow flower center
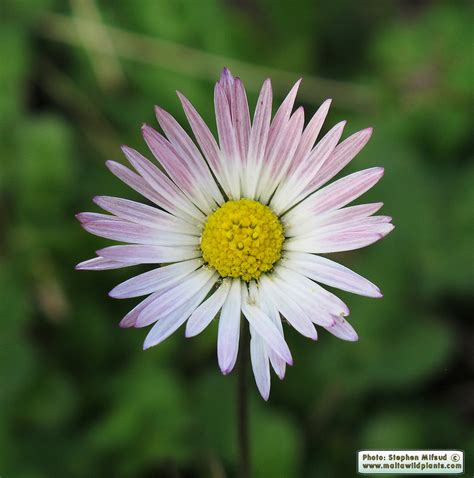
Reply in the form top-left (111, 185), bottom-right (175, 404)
top-left (201, 199), bottom-right (284, 281)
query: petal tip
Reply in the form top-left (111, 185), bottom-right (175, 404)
top-left (261, 391), bottom-right (270, 401)
top-left (221, 66), bottom-right (232, 78)
top-left (119, 317), bottom-right (135, 328)
top-left (143, 340), bottom-right (153, 350)
top-left (184, 326), bottom-right (196, 338)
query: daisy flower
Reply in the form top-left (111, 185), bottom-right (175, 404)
top-left (76, 68), bottom-right (393, 400)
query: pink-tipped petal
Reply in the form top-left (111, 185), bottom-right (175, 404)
top-left (76, 212), bottom-right (120, 224)
top-left (284, 224), bottom-right (394, 254)
top-left (117, 148), bottom-right (205, 224)
top-left (286, 167), bottom-right (384, 222)
top-left (81, 219), bottom-right (200, 246)
top-left (289, 98), bottom-right (332, 175)
top-left (119, 291), bottom-right (159, 328)
top-left (308, 127), bottom-right (373, 193)
top-left (231, 77), bottom-right (251, 167)
top-left (177, 91), bottom-right (232, 197)
top-left (272, 119), bottom-right (345, 213)
top-left (244, 78), bottom-right (272, 198)
top-left (105, 160), bottom-right (182, 219)
top-left (154, 105), bottom-right (224, 206)
top-left (266, 79), bottom-right (302, 156)
top-left (93, 196), bottom-right (200, 235)
top-left (258, 107), bottom-right (305, 203)
top-left (214, 83), bottom-right (240, 199)
top-left (324, 316), bottom-right (359, 342)
top-left (140, 126), bottom-right (214, 213)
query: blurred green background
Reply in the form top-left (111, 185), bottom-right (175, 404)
top-left (1, 0), bottom-right (473, 477)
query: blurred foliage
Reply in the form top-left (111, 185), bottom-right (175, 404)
top-left (0, 0), bottom-right (473, 477)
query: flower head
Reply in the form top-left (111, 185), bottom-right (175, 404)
top-left (77, 68), bottom-right (393, 399)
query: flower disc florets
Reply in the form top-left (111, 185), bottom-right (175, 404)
top-left (201, 199), bottom-right (284, 281)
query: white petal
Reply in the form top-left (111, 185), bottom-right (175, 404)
top-left (241, 285), bottom-right (293, 364)
top-left (97, 244), bottom-right (201, 264)
top-left (250, 328), bottom-right (271, 400)
top-left (75, 256), bottom-right (139, 271)
top-left (109, 259), bottom-right (203, 298)
top-left (136, 268), bottom-right (216, 328)
top-left (217, 279), bottom-right (242, 374)
top-left (259, 275), bottom-right (319, 338)
top-left (284, 202), bottom-right (383, 237)
top-left (143, 272), bottom-right (218, 349)
top-left (273, 266), bottom-right (349, 320)
top-left (185, 279), bottom-right (231, 337)
top-left (259, 292), bottom-right (287, 379)
top-left (283, 252), bottom-right (382, 298)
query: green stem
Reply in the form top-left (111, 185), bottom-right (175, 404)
top-left (237, 321), bottom-right (250, 478)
